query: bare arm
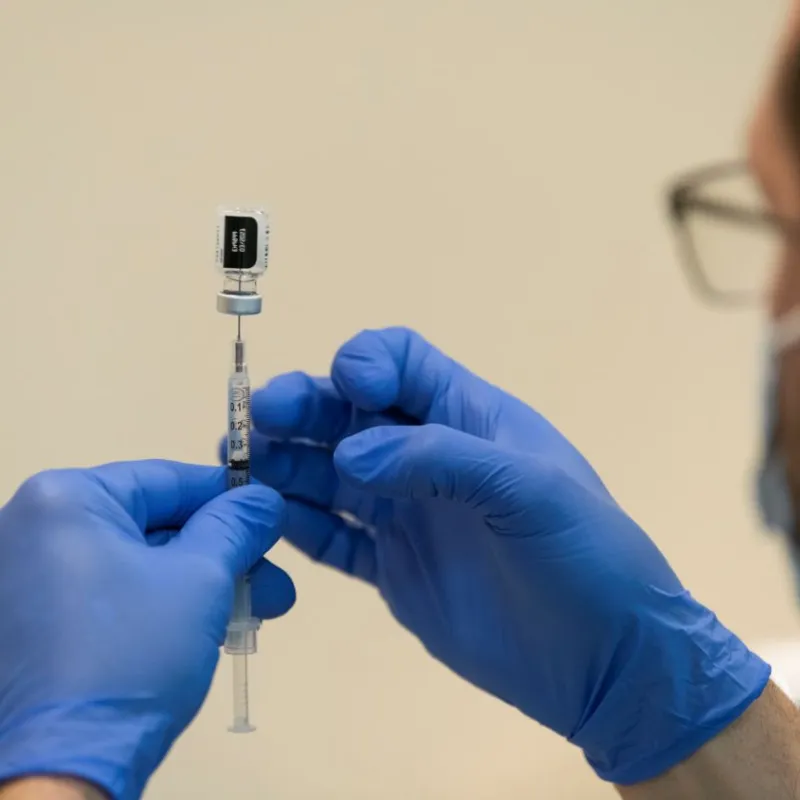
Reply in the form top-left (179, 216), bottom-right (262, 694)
top-left (619, 682), bottom-right (800, 800)
top-left (0, 779), bottom-right (107, 800)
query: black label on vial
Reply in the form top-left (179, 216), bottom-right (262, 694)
top-left (222, 216), bottom-right (258, 271)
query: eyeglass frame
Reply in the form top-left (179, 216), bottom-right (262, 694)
top-left (667, 160), bottom-right (800, 305)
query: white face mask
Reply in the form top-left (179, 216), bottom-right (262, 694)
top-left (758, 309), bottom-right (800, 576)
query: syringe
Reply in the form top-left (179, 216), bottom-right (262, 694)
top-left (223, 336), bottom-right (260, 733)
top-left (215, 206), bottom-right (270, 734)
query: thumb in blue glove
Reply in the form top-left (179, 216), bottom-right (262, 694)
top-left (244, 327), bottom-right (769, 785)
top-left (0, 461), bottom-right (294, 800)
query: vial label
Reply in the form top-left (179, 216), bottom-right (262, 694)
top-left (223, 216), bottom-right (259, 271)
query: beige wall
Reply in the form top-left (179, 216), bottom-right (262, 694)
top-left (0, 1), bottom-right (796, 797)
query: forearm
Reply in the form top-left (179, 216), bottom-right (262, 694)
top-left (618, 681), bottom-right (800, 800)
top-left (0, 779), bottom-right (107, 800)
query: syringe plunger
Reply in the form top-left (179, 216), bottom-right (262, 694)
top-left (230, 651), bottom-right (254, 734)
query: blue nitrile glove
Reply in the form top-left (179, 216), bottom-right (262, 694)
top-left (0, 461), bottom-right (294, 800)
top-left (242, 327), bottom-right (770, 785)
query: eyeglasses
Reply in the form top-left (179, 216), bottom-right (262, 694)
top-left (667, 160), bottom-right (800, 305)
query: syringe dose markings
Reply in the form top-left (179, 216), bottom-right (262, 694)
top-left (228, 383), bottom-right (251, 488)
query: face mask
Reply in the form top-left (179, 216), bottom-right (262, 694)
top-left (757, 308), bottom-right (800, 581)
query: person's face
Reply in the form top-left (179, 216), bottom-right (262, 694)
top-left (751, 1), bottom-right (800, 537)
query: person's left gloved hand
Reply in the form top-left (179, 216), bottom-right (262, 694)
top-left (233, 327), bottom-right (769, 786)
top-left (0, 461), bottom-right (295, 800)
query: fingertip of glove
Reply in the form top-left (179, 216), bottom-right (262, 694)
top-left (334, 427), bottom-right (408, 487)
top-left (332, 330), bottom-right (400, 411)
top-left (334, 428), bottom-right (377, 464)
top-left (251, 560), bottom-right (297, 619)
top-left (225, 483), bottom-right (286, 526)
top-left (251, 371), bottom-right (313, 433)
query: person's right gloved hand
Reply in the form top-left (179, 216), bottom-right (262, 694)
top-left (241, 327), bottom-right (770, 785)
top-left (0, 461), bottom-right (294, 800)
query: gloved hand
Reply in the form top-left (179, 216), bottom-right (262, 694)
top-left (242, 327), bottom-right (769, 785)
top-left (0, 461), bottom-right (294, 800)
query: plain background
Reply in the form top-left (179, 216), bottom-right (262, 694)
top-left (0, 1), bottom-right (797, 797)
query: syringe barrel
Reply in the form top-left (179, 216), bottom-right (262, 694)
top-left (227, 358), bottom-right (251, 489)
top-left (225, 578), bottom-right (259, 655)
top-left (232, 575), bottom-right (252, 618)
